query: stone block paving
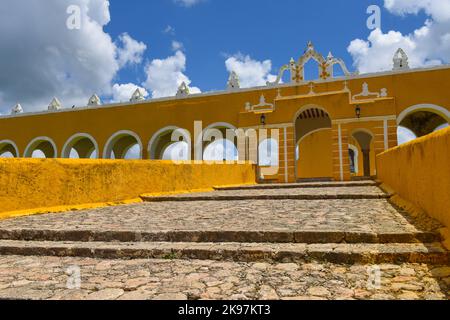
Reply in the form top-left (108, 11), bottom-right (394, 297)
top-left (154, 186), bottom-right (386, 197)
top-left (0, 255), bottom-right (448, 300)
top-left (0, 199), bottom-right (441, 234)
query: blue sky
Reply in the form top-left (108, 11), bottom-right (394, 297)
top-left (106, 0), bottom-right (429, 92)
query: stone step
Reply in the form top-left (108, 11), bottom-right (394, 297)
top-left (0, 240), bottom-right (447, 265)
top-left (215, 181), bottom-right (379, 191)
top-left (0, 229), bottom-right (441, 244)
top-left (141, 193), bottom-right (390, 202)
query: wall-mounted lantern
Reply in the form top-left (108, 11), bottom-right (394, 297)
top-left (355, 105), bottom-right (361, 119)
top-left (260, 114), bottom-right (267, 125)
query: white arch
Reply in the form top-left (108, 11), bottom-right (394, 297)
top-left (103, 130), bottom-right (143, 159)
top-left (397, 104), bottom-right (450, 125)
top-left (348, 144), bottom-right (359, 175)
top-left (148, 126), bottom-right (191, 160)
top-left (0, 140), bottom-right (19, 157)
top-left (24, 136), bottom-right (58, 158)
top-left (61, 133), bottom-right (99, 158)
top-left (293, 104), bottom-right (331, 123)
top-left (195, 122), bottom-right (237, 161)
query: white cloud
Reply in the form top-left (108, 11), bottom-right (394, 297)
top-left (0, 0), bottom-right (146, 113)
top-left (171, 41), bottom-right (184, 52)
top-left (174, 0), bottom-right (204, 7)
top-left (225, 53), bottom-right (277, 88)
top-left (163, 25), bottom-right (176, 36)
top-left (143, 50), bottom-right (201, 98)
top-left (348, 0), bottom-right (450, 73)
top-left (111, 83), bottom-right (149, 103)
top-left (116, 33), bottom-right (147, 68)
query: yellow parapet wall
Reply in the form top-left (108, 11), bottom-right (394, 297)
top-left (0, 159), bottom-right (256, 216)
top-left (376, 127), bottom-right (450, 229)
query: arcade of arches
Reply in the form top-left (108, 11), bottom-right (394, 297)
top-left (1, 46), bottom-right (450, 183)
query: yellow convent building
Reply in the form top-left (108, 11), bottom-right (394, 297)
top-left (1, 43), bottom-right (449, 183)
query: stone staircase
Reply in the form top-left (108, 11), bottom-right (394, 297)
top-left (0, 180), bottom-right (447, 266)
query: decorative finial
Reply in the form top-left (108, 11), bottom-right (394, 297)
top-left (227, 71), bottom-right (240, 90)
top-left (11, 103), bottom-right (23, 115)
top-left (48, 97), bottom-right (62, 111)
top-left (176, 82), bottom-right (190, 97)
top-left (343, 80), bottom-right (349, 92)
top-left (307, 41), bottom-right (314, 50)
top-left (277, 88), bottom-right (282, 99)
top-left (308, 82), bottom-right (315, 95)
top-left (393, 48), bottom-right (409, 71)
top-left (130, 88), bottom-right (145, 102)
top-left (327, 52), bottom-right (334, 60)
top-left (88, 94), bottom-right (101, 106)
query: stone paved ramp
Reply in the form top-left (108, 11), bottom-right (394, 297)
top-left (0, 181), bottom-right (448, 300)
top-left (142, 186), bottom-right (390, 201)
top-left (0, 256), bottom-right (448, 300)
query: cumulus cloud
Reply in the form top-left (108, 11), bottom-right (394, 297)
top-left (116, 33), bottom-right (147, 68)
top-left (348, 0), bottom-right (450, 73)
top-left (0, 0), bottom-right (146, 113)
top-left (111, 83), bottom-right (149, 103)
top-left (143, 50), bottom-right (201, 98)
top-left (171, 41), bottom-right (184, 52)
top-left (225, 53), bottom-right (277, 88)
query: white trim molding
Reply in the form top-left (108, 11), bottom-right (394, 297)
top-left (103, 130), bottom-right (143, 159)
top-left (0, 140), bottom-right (19, 157)
top-left (348, 144), bottom-right (359, 175)
top-left (24, 136), bottom-right (58, 158)
top-left (148, 126), bottom-right (192, 160)
top-left (293, 104), bottom-right (331, 123)
top-left (61, 133), bottom-right (99, 159)
top-left (194, 122), bottom-right (237, 161)
top-left (397, 104), bottom-right (450, 125)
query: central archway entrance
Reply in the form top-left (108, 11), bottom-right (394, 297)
top-left (351, 130), bottom-right (374, 178)
top-left (295, 106), bottom-right (333, 181)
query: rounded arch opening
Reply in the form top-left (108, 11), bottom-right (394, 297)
top-left (62, 133), bottom-right (99, 159)
top-left (348, 144), bottom-right (359, 175)
top-left (258, 138), bottom-right (279, 167)
top-left (0, 140), bottom-right (19, 158)
top-left (24, 137), bottom-right (57, 158)
top-left (149, 126), bottom-right (191, 160)
top-left (197, 122), bottom-right (238, 161)
top-left (103, 131), bottom-right (142, 160)
top-left (295, 106), bottom-right (332, 180)
top-left (351, 129), bottom-right (374, 177)
top-left (397, 104), bottom-right (450, 138)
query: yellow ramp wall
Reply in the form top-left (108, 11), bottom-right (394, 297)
top-left (0, 159), bottom-right (256, 214)
top-left (376, 127), bottom-right (450, 229)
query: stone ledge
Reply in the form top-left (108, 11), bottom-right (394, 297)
top-left (0, 240), bottom-right (447, 265)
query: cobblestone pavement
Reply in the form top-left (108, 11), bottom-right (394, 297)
top-left (0, 255), bottom-right (448, 300)
top-left (0, 199), bottom-right (441, 234)
top-left (154, 186), bottom-right (386, 197)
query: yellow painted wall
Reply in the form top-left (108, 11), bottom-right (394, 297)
top-left (376, 127), bottom-right (450, 229)
top-left (0, 159), bottom-right (256, 215)
top-left (297, 129), bottom-right (333, 179)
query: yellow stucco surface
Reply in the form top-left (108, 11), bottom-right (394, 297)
top-left (297, 129), bottom-right (333, 179)
top-left (376, 127), bottom-right (450, 229)
top-left (0, 64), bottom-right (449, 182)
top-left (0, 159), bottom-right (256, 217)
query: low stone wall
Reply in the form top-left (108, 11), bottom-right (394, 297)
top-left (377, 127), bottom-right (450, 229)
top-left (0, 159), bottom-right (256, 215)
